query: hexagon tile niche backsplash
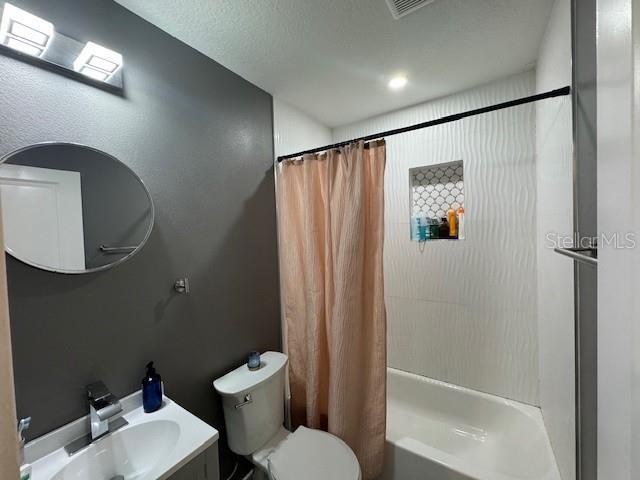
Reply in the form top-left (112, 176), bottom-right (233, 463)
top-left (410, 160), bottom-right (464, 219)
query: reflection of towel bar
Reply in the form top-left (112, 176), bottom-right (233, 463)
top-left (99, 245), bottom-right (136, 254)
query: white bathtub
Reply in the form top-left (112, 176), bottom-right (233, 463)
top-left (379, 368), bottom-right (561, 480)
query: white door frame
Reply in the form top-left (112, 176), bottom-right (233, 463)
top-left (0, 196), bottom-right (19, 478)
top-left (597, 0), bottom-right (639, 478)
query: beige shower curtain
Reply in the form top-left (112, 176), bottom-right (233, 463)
top-left (277, 140), bottom-right (387, 479)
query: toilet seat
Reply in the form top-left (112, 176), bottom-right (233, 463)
top-left (267, 426), bottom-right (361, 480)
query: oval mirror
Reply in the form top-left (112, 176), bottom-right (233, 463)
top-left (0, 143), bottom-right (154, 274)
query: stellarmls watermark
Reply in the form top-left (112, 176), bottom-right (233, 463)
top-left (545, 232), bottom-right (636, 249)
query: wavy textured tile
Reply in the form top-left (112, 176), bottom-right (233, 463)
top-left (334, 71), bottom-right (539, 405)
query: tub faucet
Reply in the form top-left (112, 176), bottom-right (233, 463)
top-left (87, 381), bottom-right (122, 440)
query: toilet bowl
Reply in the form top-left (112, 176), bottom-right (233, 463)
top-left (251, 425), bottom-right (360, 480)
top-left (213, 351), bottom-right (361, 480)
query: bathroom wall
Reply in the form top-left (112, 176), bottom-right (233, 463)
top-left (597, 0), bottom-right (637, 478)
top-left (333, 71), bottom-right (539, 405)
top-left (535, 1), bottom-right (575, 478)
top-left (0, 0), bottom-right (280, 475)
top-left (273, 99), bottom-right (332, 159)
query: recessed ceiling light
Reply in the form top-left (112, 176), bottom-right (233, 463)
top-left (388, 75), bottom-right (408, 91)
top-left (73, 41), bottom-right (122, 82)
top-left (0, 3), bottom-right (54, 57)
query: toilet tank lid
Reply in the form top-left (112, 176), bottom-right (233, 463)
top-left (213, 351), bottom-right (288, 396)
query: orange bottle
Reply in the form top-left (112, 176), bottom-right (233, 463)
top-left (447, 208), bottom-right (457, 238)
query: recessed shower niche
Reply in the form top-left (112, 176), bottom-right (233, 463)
top-left (410, 160), bottom-right (465, 241)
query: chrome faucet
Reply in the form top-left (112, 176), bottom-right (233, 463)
top-left (63, 381), bottom-right (128, 456)
top-left (87, 381), bottom-right (122, 440)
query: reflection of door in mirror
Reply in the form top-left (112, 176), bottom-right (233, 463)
top-left (0, 164), bottom-right (85, 271)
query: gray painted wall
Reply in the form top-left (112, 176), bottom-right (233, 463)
top-left (0, 0), bottom-right (281, 476)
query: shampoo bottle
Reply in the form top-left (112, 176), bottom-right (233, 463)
top-left (429, 218), bottom-right (440, 239)
top-left (411, 215), bottom-right (420, 241)
top-left (439, 217), bottom-right (450, 239)
top-left (447, 208), bottom-right (458, 238)
top-left (418, 215), bottom-right (429, 241)
top-left (142, 362), bottom-right (163, 413)
top-left (457, 206), bottom-right (465, 240)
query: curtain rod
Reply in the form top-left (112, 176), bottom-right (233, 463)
top-left (277, 85), bottom-right (571, 162)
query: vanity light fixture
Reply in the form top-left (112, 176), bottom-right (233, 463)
top-left (0, 2), bottom-right (54, 57)
top-left (0, 2), bottom-right (123, 91)
top-left (73, 41), bottom-right (122, 82)
top-left (388, 74), bottom-right (408, 91)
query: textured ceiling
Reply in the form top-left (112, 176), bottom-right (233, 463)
top-left (114, 0), bottom-right (555, 127)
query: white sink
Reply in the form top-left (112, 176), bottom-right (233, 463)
top-left (50, 421), bottom-right (180, 480)
top-left (25, 392), bottom-right (219, 480)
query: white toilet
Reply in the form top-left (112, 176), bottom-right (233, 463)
top-left (213, 351), bottom-right (361, 480)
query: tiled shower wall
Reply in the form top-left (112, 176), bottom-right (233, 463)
top-left (333, 71), bottom-right (539, 405)
top-left (411, 161), bottom-right (464, 221)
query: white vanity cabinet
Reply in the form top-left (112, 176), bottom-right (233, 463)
top-left (168, 444), bottom-right (219, 480)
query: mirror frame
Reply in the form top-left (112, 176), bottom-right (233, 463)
top-left (0, 142), bottom-right (155, 274)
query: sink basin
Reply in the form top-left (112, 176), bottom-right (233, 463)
top-left (26, 393), bottom-right (218, 480)
top-left (51, 420), bottom-right (180, 480)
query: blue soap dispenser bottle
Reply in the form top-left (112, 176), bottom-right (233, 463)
top-left (142, 361), bottom-right (163, 413)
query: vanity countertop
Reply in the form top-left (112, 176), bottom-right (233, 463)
top-left (25, 391), bottom-right (219, 480)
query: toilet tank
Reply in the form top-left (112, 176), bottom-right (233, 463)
top-left (213, 351), bottom-right (288, 455)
